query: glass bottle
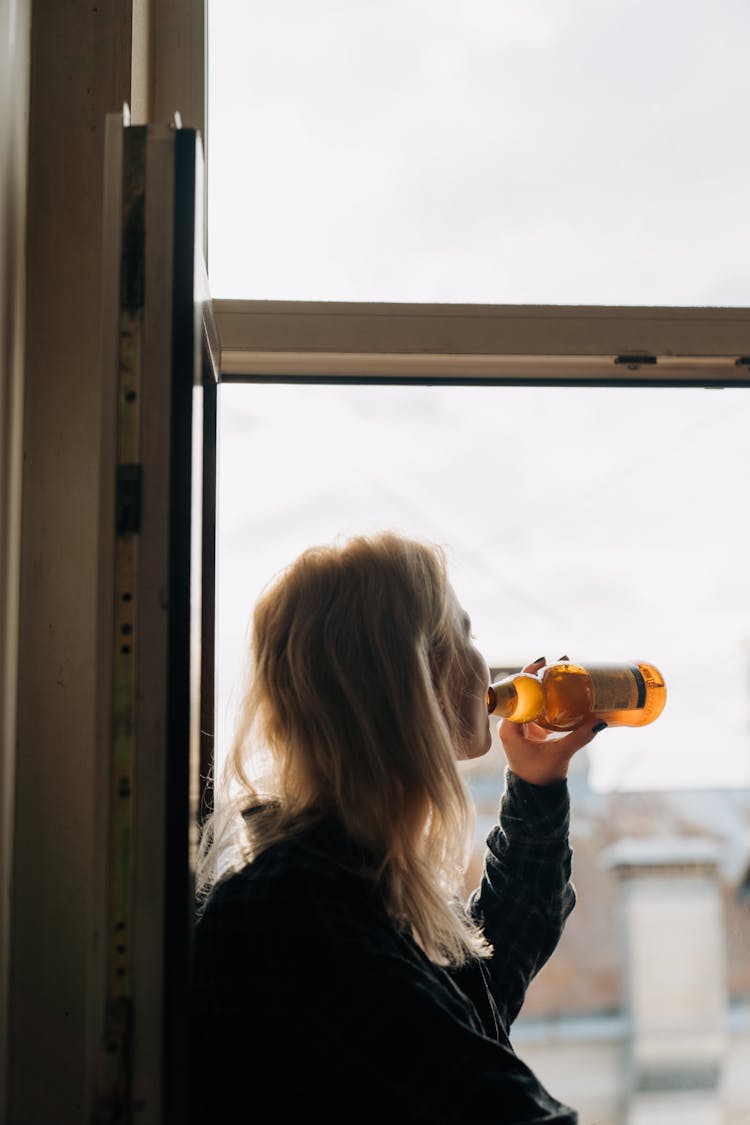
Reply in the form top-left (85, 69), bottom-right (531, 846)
top-left (486, 660), bottom-right (666, 731)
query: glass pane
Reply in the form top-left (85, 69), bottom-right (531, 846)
top-left (217, 384), bottom-right (750, 791)
top-left (208, 0), bottom-right (750, 305)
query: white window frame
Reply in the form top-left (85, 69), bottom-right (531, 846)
top-left (215, 300), bottom-right (750, 385)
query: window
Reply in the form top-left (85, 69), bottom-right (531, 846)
top-left (206, 5), bottom-right (750, 1120)
top-left (217, 381), bottom-right (750, 793)
top-left (215, 377), bottom-right (750, 1122)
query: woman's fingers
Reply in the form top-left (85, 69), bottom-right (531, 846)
top-left (521, 654), bottom-right (570, 675)
top-left (503, 656), bottom-right (607, 783)
top-left (520, 720), bottom-right (552, 743)
top-left (498, 713), bottom-right (607, 786)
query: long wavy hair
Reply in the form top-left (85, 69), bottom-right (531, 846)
top-left (197, 532), bottom-right (491, 966)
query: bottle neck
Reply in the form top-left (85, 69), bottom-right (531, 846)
top-left (487, 673), bottom-right (543, 722)
top-left (487, 680), bottom-right (517, 717)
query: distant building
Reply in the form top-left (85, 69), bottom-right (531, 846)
top-left (465, 743), bottom-right (750, 1125)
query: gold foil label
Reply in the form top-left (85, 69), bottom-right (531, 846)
top-left (589, 665), bottom-right (645, 711)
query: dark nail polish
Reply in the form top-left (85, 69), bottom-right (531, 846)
top-left (592, 720), bottom-right (608, 734)
top-left (533, 656), bottom-right (545, 664)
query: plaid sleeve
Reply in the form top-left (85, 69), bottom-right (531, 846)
top-left (466, 768), bottom-right (576, 1030)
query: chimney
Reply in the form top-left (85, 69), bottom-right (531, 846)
top-left (603, 837), bottom-right (727, 1125)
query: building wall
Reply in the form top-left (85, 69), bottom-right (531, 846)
top-left (515, 1022), bottom-right (750, 1125)
top-left (723, 1019), bottom-right (750, 1123)
top-left (517, 1034), bottom-right (625, 1125)
top-left (623, 870), bottom-right (727, 1080)
top-left (509, 849), bottom-right (750, 1125)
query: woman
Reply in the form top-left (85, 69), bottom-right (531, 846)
top-left (190, 532), bottom-right (604, 1123)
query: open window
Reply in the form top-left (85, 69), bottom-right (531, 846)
top-left (200, 3), bottom-right (750, 1121)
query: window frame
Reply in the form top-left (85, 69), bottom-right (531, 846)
top-left (215, 299), bottom-right (750, 386)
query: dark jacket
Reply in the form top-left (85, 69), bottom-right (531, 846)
top-left (189, 769), bottom-right (577, 1123)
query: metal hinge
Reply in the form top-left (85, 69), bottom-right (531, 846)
top-left (116, 464), bottom-right (142, 535)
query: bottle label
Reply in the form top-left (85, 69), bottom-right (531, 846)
top-left (588, 665), bottom-right (646, 711)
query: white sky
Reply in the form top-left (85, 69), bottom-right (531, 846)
top-left (207, 2), bottom-right (750, 791)
top-left (216, 383), bottom-right (750, 792)
top-left (208, 0), bottom-right (750, 305)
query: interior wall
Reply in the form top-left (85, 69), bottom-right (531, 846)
top-left (9, 5), bottom-right (132, 1122)
top-left (132, 0), bottom-right (205, 132)
top-left (0, 1), bottom-right (31, 1121)
top-left (7, 4), bottom-right (206, 1120)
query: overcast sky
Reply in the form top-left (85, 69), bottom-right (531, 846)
top-left (207, 2), bottom-right (750, 792)
top-left (215, 383), bottom-right (750, 793)
top-left (208, 0), bottom-right (750, 305)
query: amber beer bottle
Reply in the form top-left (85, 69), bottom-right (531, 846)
top-left (486, 660), bottom-right (666, 731)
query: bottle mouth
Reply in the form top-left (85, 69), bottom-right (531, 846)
top-left (486, 685), bottom-right (496, 714)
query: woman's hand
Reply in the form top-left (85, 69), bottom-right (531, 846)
top-left (498, 657), bottom-right (606, 786)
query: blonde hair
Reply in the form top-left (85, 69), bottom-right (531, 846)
top-left (197, 532), bottom-right (490, 966)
